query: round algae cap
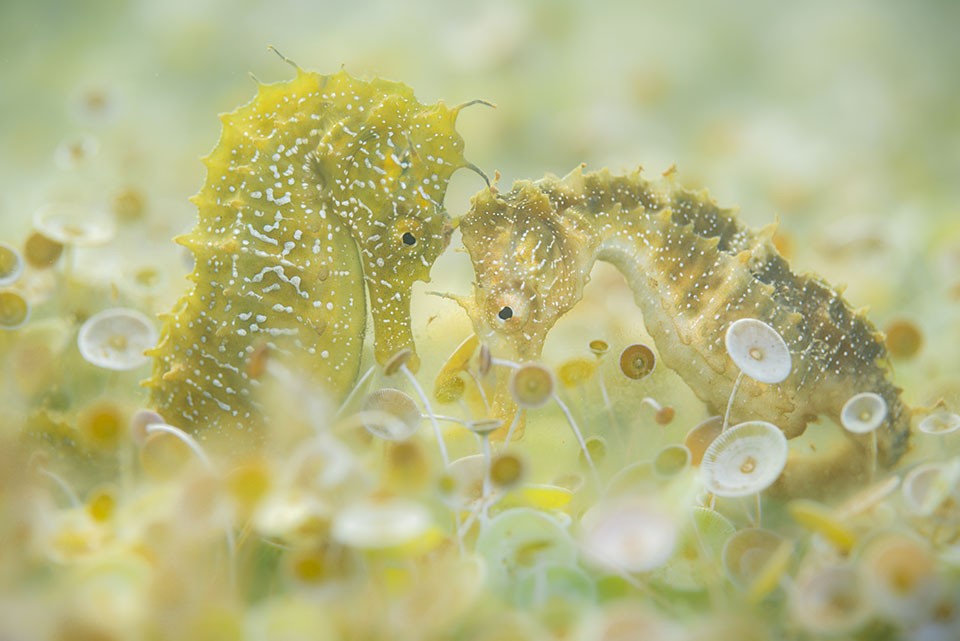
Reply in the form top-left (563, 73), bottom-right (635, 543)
top-left (790, 564), bottom-right (873, 635)
top-left (917, 409), bottom-right (960, 436)
top-left (33, 203), bottom-right (114, 247)
top-left (724, 318), bottom-right (792, 384)
top-left (651, 507), bottom-right (735, 592)
top-left (0, 291), bottom-right (30, 330)
top-left (477, 508), bottom-right (577, 588)
top-left (684, 416), bottom-right (723, 466)
top-left (77, 308), bottom-right (157, 370)
top-left (359, 388), bottom-right (421, 440)
top-left (439, 454), bottom-right (487, 510)
top-left (619, 343), bottom-right (656, 380)
top-left (331, 497), bottom-right (432, 550)
top-left (840, 392), bottom-right (887, 434)
top-left (701, 421), bottom-right (788, 497)
top-left (0, 242), bottom-right (25, 286)
top-left (580, 498), bottom-right (678, 573)
top-left (652, 444), bottom-right (691, 479)
top-left (53, 133), bottom-right (100, 170)
top-left (467, 418), bottom-right (504, 436)
top-left (721, 527), bottom-right (784, 590)
top-left (510, 363), bottom-right (554, 408)
top-left (901, 460), bottom-right (960, 517)
top-left (23, 231), bottom-right (64, 268)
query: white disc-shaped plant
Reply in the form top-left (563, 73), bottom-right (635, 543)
top-left (701, 421), bottom-right (788, 497)
top-left (840, 392), bottom-right (887, 434)
top-left (34, 203), bottom-right (114, 247)
top-left (721, 527), bottom-right (785, 590)
top-left (359, 388), bottom-right (421, 440)
top-left (0, 242), bottom-right (24, 286)
top-left (917, 410), bottom-right (960, 436)
top-left (509, 363), bottom-right (555, 409)
top-left (0, 291), bottom-right (30, 330)
top-left (790, 564), bottom-right (873, 635)
top-left (579, 498), bottom-right (678, 573)
top-left (467, 418), bottom-right (503, 436)
top-left (331, 497), bottom-right (432, 550)
top-left (513, 562), bottom-right (595, 609)
top-left (77, 308), bottom-right (157, 370)
top-left (859, 534), bottom-right (942, 624)
top-left (901, 460), bottom-right (960, 517)
top-left (651, 507), bottom-right (735, 592)
top-left (439, 454), bottom-right (487, 510)
top-left (724, 318), bottom-right (792, 384)
top-left (476, 508), bottom-right (577, 589)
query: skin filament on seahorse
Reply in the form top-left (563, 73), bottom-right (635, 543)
top-left (455, 165), bottom-right (910, 473)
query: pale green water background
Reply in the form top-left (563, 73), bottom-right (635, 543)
top-left (1, 1), bottom-right (960, 638)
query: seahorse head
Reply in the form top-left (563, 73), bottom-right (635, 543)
top-left (311, 73), bottom-right (470, 370)
top-left (455, 178), bottom-right (596, 431)
top-left (459, 180), bottom-right (593, 362)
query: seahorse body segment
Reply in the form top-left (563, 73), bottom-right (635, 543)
top-left (147, 68), bottom-right (470, 442)
top-left (458, 166), bottom-right (910, 467)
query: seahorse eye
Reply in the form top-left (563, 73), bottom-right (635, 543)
top-left (393, 216), bottom-right (425, 254)
top-left (486, 285), bottom-right (533, 335)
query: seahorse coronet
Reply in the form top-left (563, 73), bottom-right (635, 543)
top-left (459, 165), bottom-right (911, 468)
top-left (148, 67), bottom-right (472, 445)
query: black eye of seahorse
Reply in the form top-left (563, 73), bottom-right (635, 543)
top-left (402, 232), bottom-right (417, 246)
top-left (498, 306), bottom-right (513, 320)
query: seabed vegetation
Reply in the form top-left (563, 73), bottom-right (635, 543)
top-left (2, 2), bottom-right (960, 640)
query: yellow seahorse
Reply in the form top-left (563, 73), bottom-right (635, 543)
top-left (456, 166), bottom-right (910, 471)
top-left (146, 66), bottom-right (476, 444)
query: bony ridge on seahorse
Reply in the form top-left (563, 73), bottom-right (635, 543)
top-left (453, 164), bottom-right (911, 485)
top-left (146, 60), bottom-right (482, 448)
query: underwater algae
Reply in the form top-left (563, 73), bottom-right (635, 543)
top-left (2, 59), bottom-right (960, 641)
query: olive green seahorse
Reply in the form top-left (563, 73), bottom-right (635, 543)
top-left (146, 66), bottom-right (476, 444)
top-left (456, 166), bottom-right (910, 470)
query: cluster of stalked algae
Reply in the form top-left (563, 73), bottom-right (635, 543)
top-left (1, 63), bottom-right (959, 641)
